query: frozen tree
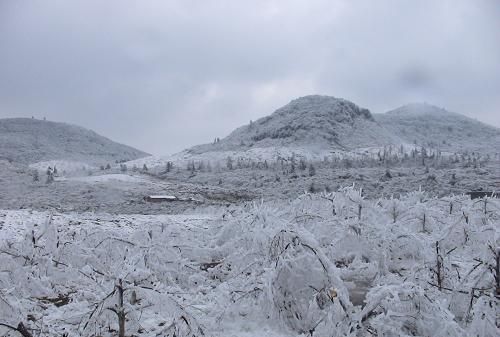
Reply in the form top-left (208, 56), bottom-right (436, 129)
top-left (268, 230), bottom-right (351, 334)
top-left (165, 161), bottom-right (173, 173)
top-left (197, 161), bottom-right (204, 172)
top-left (298, 158), bottom-right (307, 171)
top-left (226, 156), bottom-right (233, 170)
top-left (308, 163), bottom-right (316, 177)
top-left (46, 166), bottom-right (54, 184)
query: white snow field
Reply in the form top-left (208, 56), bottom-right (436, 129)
top-left (0, 186), bottom-right (498, 337)
top-left (29, 160), bottom-right (95, 175)
top-left (55, 173), bottom-right (149, 184)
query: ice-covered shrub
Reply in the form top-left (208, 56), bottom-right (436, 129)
top-left (0, 186), bottom-right (499, 336)
top-left (360, 282), bottom-right (465, 337)
top-left (267, 229), bottom-right (350, 333)
top-left (466, 295), bottom-right (499, 337)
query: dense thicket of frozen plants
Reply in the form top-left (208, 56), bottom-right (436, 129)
top-left (0, 185), bottom-right (498, 336)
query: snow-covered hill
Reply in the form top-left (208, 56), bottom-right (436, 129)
top-left (191, 95), bottom-right (399, 153)
top-left (128, 96), bottom-right (403, 169)
top-left (0, 118), bottom-right (149, 165)
top-left (375, 103), bottom-right (500, 153)
top-left (128, 97), bottom-right (499, 172)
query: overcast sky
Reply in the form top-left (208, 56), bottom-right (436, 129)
top-left (1, 0), bottom-right (499, 155)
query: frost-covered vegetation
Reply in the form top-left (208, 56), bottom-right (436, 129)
top-left (153, 146), bottom-right (499, 200)
top-left (1, 186), bottom-right (498, 336)
top-left (1, 145), bottom-right (498, 214)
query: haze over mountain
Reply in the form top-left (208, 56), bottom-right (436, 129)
top-left (0, 118), bottom-right (149, 165)
top-left (374, 103), bottom-right (500, 153)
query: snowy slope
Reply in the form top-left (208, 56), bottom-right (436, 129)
top-left (125, 145), bottom-right (395, 173)
top-left (0, 118), bottom-right (149, 165)
top-left (375, 103), bottom-right (500, 153)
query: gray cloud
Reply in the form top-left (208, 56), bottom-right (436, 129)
top-left (1, 0), bottom-right (499, 155)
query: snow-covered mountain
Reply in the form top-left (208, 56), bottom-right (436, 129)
top-left (375, 103), bottom-right (500, 153)
top-left (0, 118), bottom-right (149, 165)
top-left (128, 97), bottom-right (500, 170)
top-left (191, 95), bottom-right (398, 153)
top-left (127, 95), bottom-right (403, 169)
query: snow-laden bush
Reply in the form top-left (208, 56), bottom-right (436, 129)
top-left (0, 187), bottom-right (499, 336)
top-left (267, 229), bottom-right (351, 334)
top-left (466, 295), bottom-right (499, 337)
top-left (360, 282), bottom-right (465, 337)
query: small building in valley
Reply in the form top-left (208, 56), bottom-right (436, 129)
top-left (143, 195), bottom-right (178, 202)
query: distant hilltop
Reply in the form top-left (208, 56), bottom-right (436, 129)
top-left (189, 95), bottom-right (399, 154)
top-left (0, 117), bottom-right (149, 165)
top-left (374, 102), bottom-right (500, 153)
top-left (188, 95), bottom-right (500, 155)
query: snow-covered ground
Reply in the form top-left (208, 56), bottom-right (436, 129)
top-left (30, 160), bottom-right (95, 174)
top-left (55, 173), bottom-right (149, 184)
top-left (0, 187), bottom-right (498, 336)
top-left (2, 153), bottom-right (498, 215)
top-left (125, 144), bottom-right (423, 172)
